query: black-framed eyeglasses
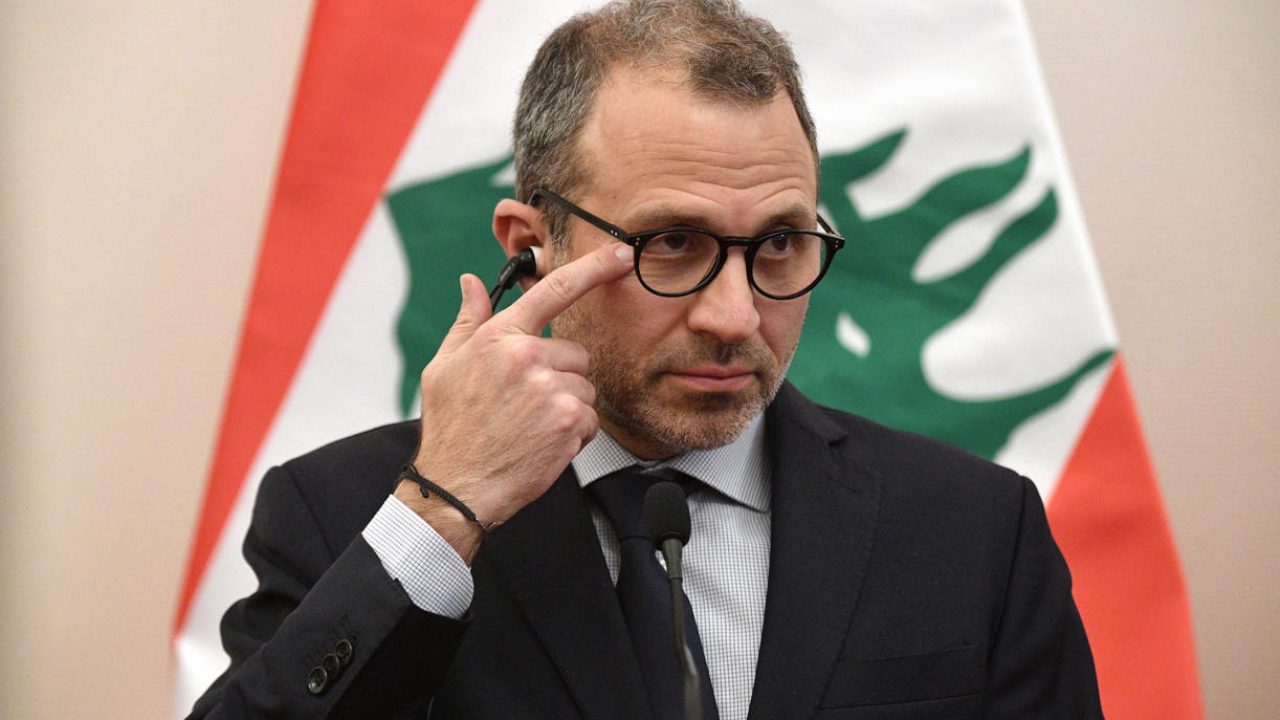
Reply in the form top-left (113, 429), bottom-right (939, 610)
top-left (530, 188), bottom-right (844, 300)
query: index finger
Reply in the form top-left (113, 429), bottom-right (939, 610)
top-left (498, 243), bottom-right (634, 335)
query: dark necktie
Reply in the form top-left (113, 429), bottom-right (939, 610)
top-left (588, 468), bottom-right (720, 720)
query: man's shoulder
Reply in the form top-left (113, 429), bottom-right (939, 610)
top-left (824, 403), bottom-right (1014, 475)
top-left (777, 384), bottom-right (1029, 504)
top-left (791, 392), bottom-right (1039, 549)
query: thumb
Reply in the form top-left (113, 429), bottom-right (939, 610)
top-left (438, 273), bottom-right (493, 353)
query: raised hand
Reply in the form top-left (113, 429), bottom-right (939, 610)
top-left (395, 243), bottom-right (634, 562)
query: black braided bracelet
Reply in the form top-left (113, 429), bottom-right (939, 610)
top-left (398, 464), bottom-right (502, 534)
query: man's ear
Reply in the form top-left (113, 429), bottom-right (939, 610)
top-left (493, 198), bottom-right (549, 290)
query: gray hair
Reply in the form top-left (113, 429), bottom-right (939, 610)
top-left (512, 0), bottom-right (819, 244)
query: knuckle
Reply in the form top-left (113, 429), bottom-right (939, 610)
top-left (571, 376), bottom-right (595, 405)
top-left (449, 312), bottom-right (475, 332)
top-left (508, 338), bottom-right (544, 367)
top-left (556, 393), bottom-right (581, 416)
top-left (552, 395), bottom-right (582, 428)
top-left (566, 411), bottom-right (597, 457)
top-left (526, 368), bottom-right (554, 394)
top-left (577, 406), bottom-right (599, 438)
top-left (419, 359), bottom-right (444, 389)
top-left (448, 309), bottom-right (484, 337)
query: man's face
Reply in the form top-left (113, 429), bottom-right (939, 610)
top-left (551, 65), bottom-right (817, 460)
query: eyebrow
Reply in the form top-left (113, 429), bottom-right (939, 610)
top-left (623, 202), bottom-right (817, 235)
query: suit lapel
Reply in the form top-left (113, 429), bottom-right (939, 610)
top-left (748, 384), bottom-right (885, 720)
top-left (483, 468), bottom-right (651, 720)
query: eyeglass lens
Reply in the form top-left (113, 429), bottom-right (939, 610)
top-left (637, 230), bottom-right (830, 297)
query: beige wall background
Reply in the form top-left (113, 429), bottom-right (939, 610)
top-left (0, 1), bottom-right (1274, 718)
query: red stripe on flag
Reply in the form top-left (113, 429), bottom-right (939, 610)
top-left (1048, 357), bottom-right (1203, 719)
top-left (174, 0), bottom-right (480, 633)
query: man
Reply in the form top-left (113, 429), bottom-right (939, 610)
top-left (189, 1), bottom-right (1102, 718)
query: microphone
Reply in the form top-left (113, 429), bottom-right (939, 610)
top-left (644, 481), bottom-right (701, 720)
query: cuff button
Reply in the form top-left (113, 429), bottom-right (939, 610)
top-left (335, 638), bottom-right (354, 666)
top-left (322, 653), bottom-right (341, 676)
top-left (306, 666), bottom-right (328, 695)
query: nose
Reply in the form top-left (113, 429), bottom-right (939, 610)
top-left (685, 250), bottom-right (760, 344)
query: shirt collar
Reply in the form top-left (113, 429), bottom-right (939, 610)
top-left (571, 413), bottom-right (771, 512)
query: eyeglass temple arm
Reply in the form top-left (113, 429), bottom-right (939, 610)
top-left (529, 189), bottom-right (630, 241)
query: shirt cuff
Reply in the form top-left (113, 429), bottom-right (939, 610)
top-left (362, 494), bottom-right (474, 619)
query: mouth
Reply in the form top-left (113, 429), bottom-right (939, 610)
top-left (664, 365), bottom-right (756, 393)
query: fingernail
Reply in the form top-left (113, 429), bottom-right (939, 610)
top-left (613, 244), bottom-right (633, 263)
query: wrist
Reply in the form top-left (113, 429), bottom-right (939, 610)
top-left (399, 465), bottom-right (503, 533)
top-left (393, 478), bottom-right (485, 565)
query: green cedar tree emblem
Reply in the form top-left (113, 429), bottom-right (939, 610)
top-left (385, 129), bottom-right (1112, 460)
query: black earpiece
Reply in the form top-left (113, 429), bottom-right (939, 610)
top-left (488, 247), bottom-right (543, 311)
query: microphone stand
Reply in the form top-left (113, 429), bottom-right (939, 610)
top-left (661, 537), bottom-right (702, 720)
top-left (647, 480), bottom-right (702, 720)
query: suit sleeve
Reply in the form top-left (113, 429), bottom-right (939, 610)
top-left (186, 464), bottom-right (469, 719)
top-left (986, 477), bottom-right (1104, 718)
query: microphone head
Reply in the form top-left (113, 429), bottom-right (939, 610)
top-left (644, 481), bottom-right (691, 547)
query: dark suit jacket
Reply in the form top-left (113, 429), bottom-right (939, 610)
top-left (188, 382), bottom-right (1102, 719)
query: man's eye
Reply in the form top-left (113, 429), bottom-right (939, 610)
top-left (650, 232), bottom-right (692, 254)
top-left (760, 234), bottom-right (794, 256)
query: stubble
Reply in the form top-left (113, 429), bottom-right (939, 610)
top-left (553, 300), bottom-right (795, 457)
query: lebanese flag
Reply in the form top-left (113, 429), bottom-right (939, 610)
top-left (170, 1), bottom-right (1202, 718)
